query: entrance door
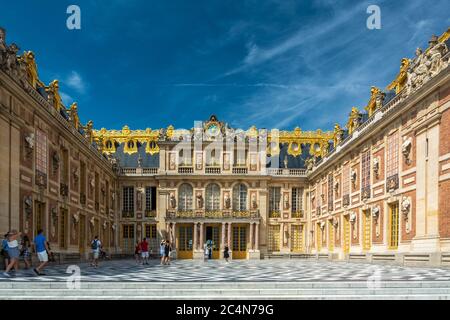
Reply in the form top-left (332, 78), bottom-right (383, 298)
top-left (388, 202), bottom-right (399, 249)
top-left (122, 224), bottom-right (135, 254)
top-left (328, 220), bottom-right (334, 252)
top-left (343, 215), bottom-right (350, 254)
top-left (362, 210), bottom-right (371, 251)
top-left (205, 226), bottom-right (220, 259)
top-left (316, 223), bottom-right (322, 252)
top-left (177, 225), bottom-right (193, 259)
top-left (232, 225), bottom-right (247, 259)
top-left (60, 208), bottom-right (67, 249)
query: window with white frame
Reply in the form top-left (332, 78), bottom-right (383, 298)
top-left (206, 183), bottom-right (220, 211)
top-left (232, 183), bottom-right (247, 211)
top-left (35, 129), bottom-right (47, 175)
top-left (145, 186), bottom-right (157, 211)
top-left (292, 187), bottom-right (303, 212)
top-left (178, 183), bottom-right (193, 211)
top-left (123, 187), bottom-right (134, 212)
top-left (269, 187), bottom-right (281, 212)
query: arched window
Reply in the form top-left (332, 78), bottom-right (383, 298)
top-left (178, 183), bottom-right (193, 211)
top-left (206, 183), bottom-right (220, 211)
top-left (233, 183), bottom-right (247, 211)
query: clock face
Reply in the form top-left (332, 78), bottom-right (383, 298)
top-left (207, 123), bottom-right (220, 136)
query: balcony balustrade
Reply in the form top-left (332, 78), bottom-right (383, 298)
top-left (291, 210), bottom-right (304, 218)
top-left (166, 209), bottom-right (260, 219)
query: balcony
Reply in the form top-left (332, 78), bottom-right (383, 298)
top-left (267, 168), bottom-right (307, 177)
top-left (166, 209), bottom-right (260, 220)
top-left (145, 210), bottom-right (157, 218)
top-left (205, 167), bottom-right (221, 174)
top-left (269, 210), bottom-right (281, 218)
top-left (178, 166), bottom-right (194, 174)
top-left (119, 167), bottom-right (158, 176)
top-left (232, 167), bottom-right (248, 174)
top-left (291, 210), bottom-right (304, 218)
top-left (122, 211), bottom-right (134, 218)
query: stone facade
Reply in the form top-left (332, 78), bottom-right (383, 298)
top-left (1, 26), bottom-right (450, 265)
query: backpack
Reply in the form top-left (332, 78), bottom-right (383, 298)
top-left (91, 239), bottom-right (99, 250)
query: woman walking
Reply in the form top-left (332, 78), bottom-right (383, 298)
top-left (223, 245), bottom-right (230, 263)
top-left (134, 241), bottom-right (141, 264)
top-left (159, 240), bottom-right (165, 265)
top-left (1, 234), bottom-right (9, 270)
top-left (3, 230), bottom-right (21, 277)
top-left (163, 240), bottom-right (172, 265)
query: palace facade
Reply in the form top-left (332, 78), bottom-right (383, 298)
top-left (1, 26), bottom-right (450, 266)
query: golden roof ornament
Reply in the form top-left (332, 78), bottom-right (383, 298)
top-left (346, 107), bottom-right (361, 135)
top-left (46, 80), bottom-right (64, 111)
top-left (387, 58), bottom-right (410, 94)
top-left (69, 102), bottom-right (80, 129)
top-left (365, 86), bottom-right (385, 117)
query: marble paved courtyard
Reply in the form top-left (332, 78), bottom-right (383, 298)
top-left (1, 258), bottom-right (450, 282)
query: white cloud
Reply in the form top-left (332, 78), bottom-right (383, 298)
top-left (66, 71), bottom-right (86, 94)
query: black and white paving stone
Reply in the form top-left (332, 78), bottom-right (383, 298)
top-left (1, 259), bottom-right (450, 283)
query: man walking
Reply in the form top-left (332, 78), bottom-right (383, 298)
top-left (33, 229), bottom-right (50, 276)
top-left (90, 236), bottom-right (101, 268)
top-left (140, 238), bottom-right (149, 265)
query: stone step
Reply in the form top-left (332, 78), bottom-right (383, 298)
top-left (1, 287), bottom-right (450, 296)
top-left (1, 281), bottom-right (449, 289)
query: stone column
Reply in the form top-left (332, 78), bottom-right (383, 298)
top-left (221, 222), bottom-right (226, 250)
top-left (255, 222), bottom-right (259, 250)
top-left (199, 222), bottom-right (204, 250)
top-left (227, 222), bottom-right (232, 247)
top-left (249, 223), bottom-right (254, 251)
top-left (172, 222), bottom-right (176, 248)
top-left (193, 223), bottom-right (198, 250)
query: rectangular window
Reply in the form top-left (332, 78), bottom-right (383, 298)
top-left (60, 149), bottom-right (69, 185)
top-left (269, 187), bottom-right (281, 215)
top-left (80, 162), bottom-right (86, 195)
top-left (145, 224), bottom-right (157, 239)
top-left (342, 164), bottom-right (350, 195)
top-left (60, 208), bottom-right (67, 249)
top-left (327, 175), bottom-right (333, 211)
top-left (361, 150), bottom-right (371, 199)
top-left (386, 131), bottom-right (399, 178)
top-left (291, 188), bottom-right (303, 216)
top-left (123, 187), bottom-right (134, 214)
top-left (35, 129), bottom-right (48, 175)
top-left (362, 210), bottom-right (371, 251)
top-left (145, 187), bottom-right (157, 211)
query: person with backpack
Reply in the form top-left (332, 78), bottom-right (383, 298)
top-left (159, 240), bottom-right (165, 265)
top-left (90, 236), bottom-right (101, 268)
top-left (134, 241), bottom-right (141, 264)
top-left (223, 245), bottom-right (230, 263)
top-left (140, 238), bottom-right (149, 265)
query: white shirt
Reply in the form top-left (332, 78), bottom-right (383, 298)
top-left (8, 240), bottom-right (18, 248)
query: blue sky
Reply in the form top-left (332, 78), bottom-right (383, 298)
top-left (1, 0), bottom-right (449, 131)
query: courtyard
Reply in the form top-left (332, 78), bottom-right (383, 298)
top-left (1, 259), bottom-right (450, 299)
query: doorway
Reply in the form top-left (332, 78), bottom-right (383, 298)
top-left (177, 224), bottom-right (193, 259)
top-left (205, 225), bottom-right (220, 259)
top-left (232, 225), bottom-right (247, 259)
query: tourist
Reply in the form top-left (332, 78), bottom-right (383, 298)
top-left (134, 240), bottom-right (141, 264)
top-left (159, 240), bottom-right (165, 265)
top-left (208, 244), bottom-right (212, 260)
top-left (140, 238), bottom-right (149, 265)
top-left (1, 233), bottom-right (9, 270)
top-left (33, 229), bottom-right (50, 276)
top-left (3, 230), bottom-right (20, 277)
top-left (90, 235), bottom-right (101, 268)
top-left (164, 240), bottom-right (172, 265)
top-left (203, 243), bottom-right (208, 261)
top-left (20, 235), bottom-right (31, 269)
top-left (46, 241), bottom-right (56, 262)
top-left (224, 245), bottom-right (230, 262)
